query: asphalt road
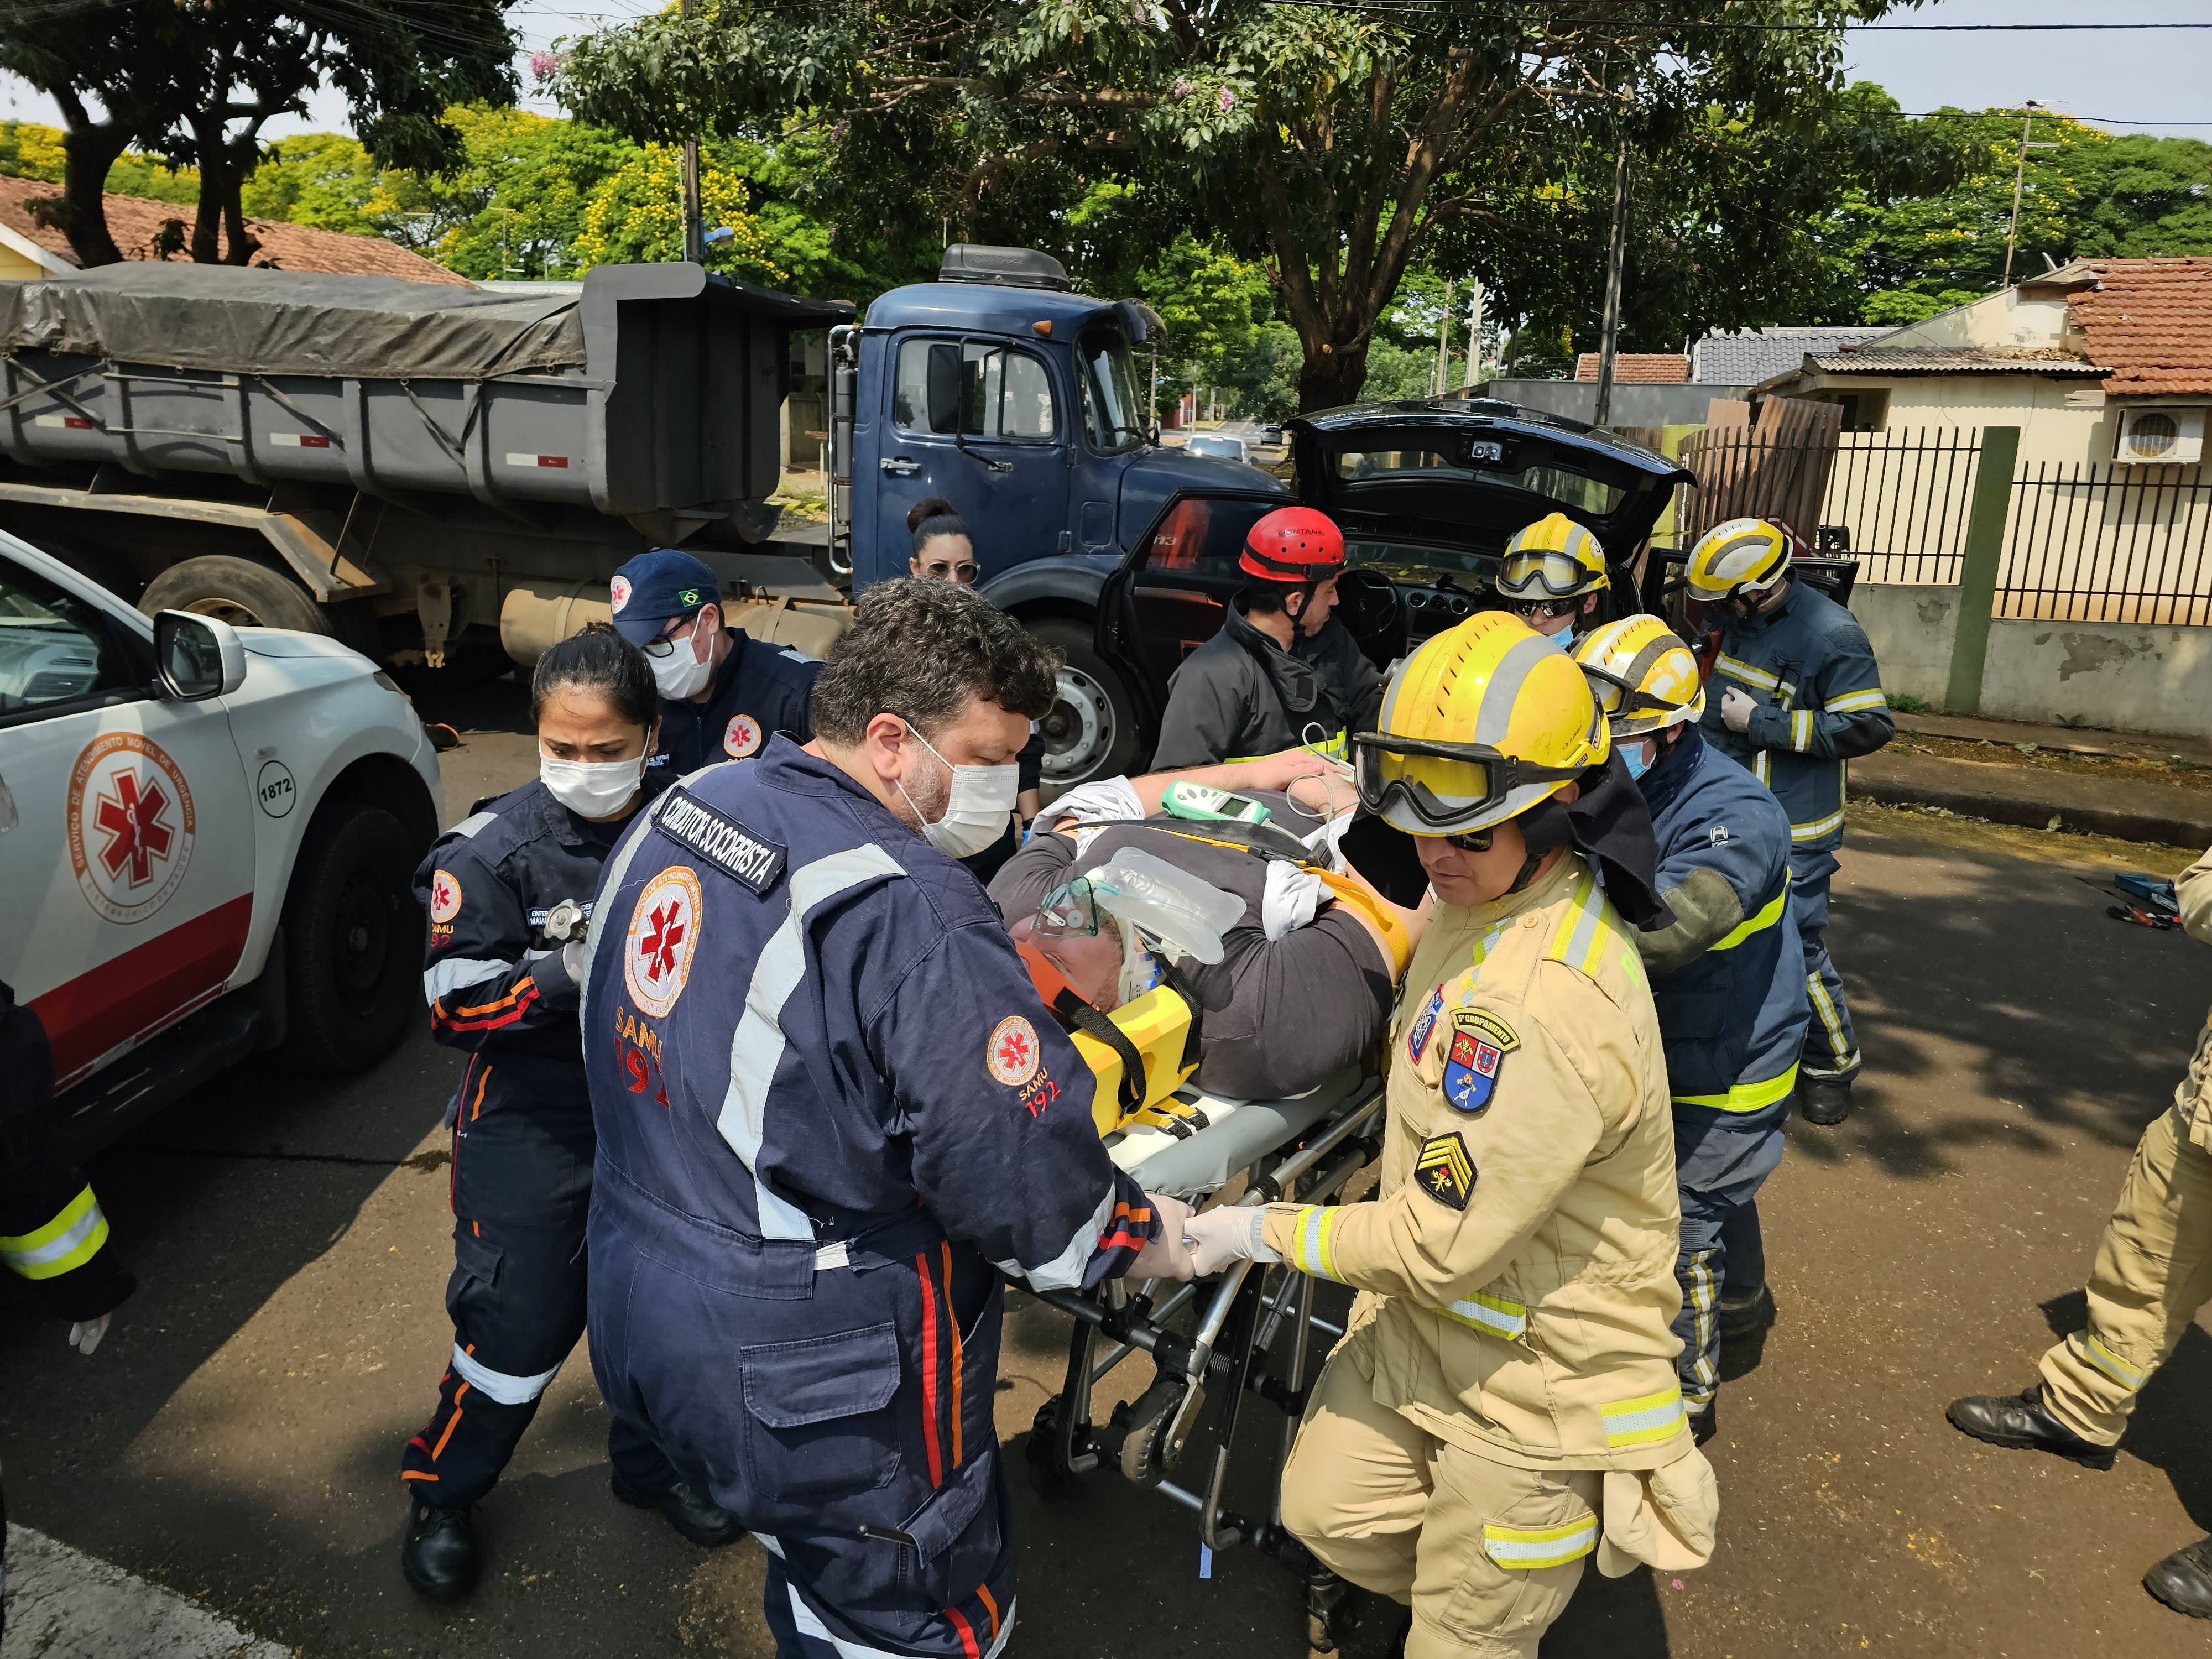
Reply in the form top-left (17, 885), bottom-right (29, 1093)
top-left (6, 682), bottom-right (2212, 1657)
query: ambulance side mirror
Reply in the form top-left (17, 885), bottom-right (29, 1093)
top-left (155, 609), bottom-right (248, 701)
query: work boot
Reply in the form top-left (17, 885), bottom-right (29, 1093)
top-left (611, 1473), bottom-right (744, 1547)
top-left (1800, 1078), bottom-right (1853, 1126)
top-left (1944, 1385), bottom-right (2117, 1470)
top-left (400, 1500), bottom-right (478, 1601)
top-left (2144, 1535), bottom-right (2212, 1619)
top-left (1719, 1284), bottom-right (1777, 1340)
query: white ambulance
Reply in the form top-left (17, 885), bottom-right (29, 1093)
top-left (0, 532), bottom-right (441, 1154)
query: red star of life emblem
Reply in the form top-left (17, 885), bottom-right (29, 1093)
top-left (95, 770), bottom-right (174, 888)
top-left (996, 1025), bottom-right (1033, 1073)
top-left (639, 900), bottom-right (686, 983)
top-left (431, 873), bottom-right (456, 912)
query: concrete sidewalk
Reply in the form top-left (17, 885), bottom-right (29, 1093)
top-left (1851, 712), bottom-right (2212, 849)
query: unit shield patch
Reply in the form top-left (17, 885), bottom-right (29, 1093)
top-left (1441, 1009), bottom-right (1516, 1114)
top-left (723, 713), bottom-right (763, 759)
top-left (1413, 1131), bottom-right (1476, 1211)
top-left (624, 865), bottom-right (703, 1018)
top-left (427, 868), bottom-right (464, 924)
top-left (609, 573), bottom-right (632, 614)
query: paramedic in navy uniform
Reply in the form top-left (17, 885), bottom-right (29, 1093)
top-left (580, 578), bottom-right (1194, 1659)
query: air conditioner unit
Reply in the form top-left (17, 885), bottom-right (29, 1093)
top-left (2115, 406), bottom-right (2204, 465)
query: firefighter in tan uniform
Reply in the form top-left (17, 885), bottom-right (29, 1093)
top-left (1948, 842), bottom-right (2212, 1620)
top-left (1185, 613), bottom-right (1719, 1657)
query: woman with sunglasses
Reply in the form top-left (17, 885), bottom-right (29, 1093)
top-left (1179, 609), bottom-right (1713, 1658)
top-left (1495, 511), bottom-right (1610, 643)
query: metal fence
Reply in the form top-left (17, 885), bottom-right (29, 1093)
top-left (1997, 462), bottom-right (2212, 626)
top-left (1661, 427), bottom-right (1985, 585)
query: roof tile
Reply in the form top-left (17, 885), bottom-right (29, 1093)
top-left (0, 175), bottom-right (472, 287)
top-left (2067, 258), bottom-right (2212, 396)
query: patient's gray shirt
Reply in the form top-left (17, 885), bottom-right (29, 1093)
top-left (988, 792), bottom-right (1392, 1100)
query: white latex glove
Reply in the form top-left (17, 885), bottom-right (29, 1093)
top-left (561, 937), bottom-right (590, 986)
top-left (68, 1314), bottom-right (111, 1356)
top-left (1182, 1206), bottom-right (1281, 1277)
top-left (1125, 1193), bottom-right (1196, 1283)
top-left (1720, 687), bottom-right (1756, 733)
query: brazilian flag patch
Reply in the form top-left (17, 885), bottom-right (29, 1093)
top-left (1413, 1131), bottom-right (1476, 1211)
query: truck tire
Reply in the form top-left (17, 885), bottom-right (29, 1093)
top-left (277, 801), bottom-right (420, 1074)
top-left (1029, 619), bottom-right (1139, 794)
top-left (140, 555), bottom-right (328, 634)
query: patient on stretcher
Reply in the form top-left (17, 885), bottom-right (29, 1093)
top-left (988, 759), bottom-right (1413, 1105)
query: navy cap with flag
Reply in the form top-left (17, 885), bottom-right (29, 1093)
top-left (607, 549), bottom-right (721, 646)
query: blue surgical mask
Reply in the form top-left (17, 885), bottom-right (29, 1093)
top-left (1623, 739), bottom-right (1656, 781)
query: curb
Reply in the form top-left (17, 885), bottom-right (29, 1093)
top-left (1853, 765), bottom-right (2212, 849)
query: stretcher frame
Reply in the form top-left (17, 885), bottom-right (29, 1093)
top-left (1021, 1069), bottom-right (1389, 1651)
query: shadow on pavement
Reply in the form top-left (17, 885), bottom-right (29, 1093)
top-left (1787, 827), bottom-right (2212, 1181)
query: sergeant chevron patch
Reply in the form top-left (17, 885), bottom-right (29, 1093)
top-left (1413, 1131), bottom-right (1475, 1211)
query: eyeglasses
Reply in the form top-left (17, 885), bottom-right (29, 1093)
top-left (640, 609), bottom-right (705, 658)
top-left (1507, 597), bottom-right (1582, 620)
top-left (1442, 828), bottom-right (1493, 852)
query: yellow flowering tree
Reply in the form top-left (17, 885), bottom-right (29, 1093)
top-left (570, 143), bottom-right (781, 282)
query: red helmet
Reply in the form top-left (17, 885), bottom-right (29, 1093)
top-left (1240, 507), bottom-right (1345, 583)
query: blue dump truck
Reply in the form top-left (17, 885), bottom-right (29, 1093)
top-left (0, 245), bottom-right (1694, 788)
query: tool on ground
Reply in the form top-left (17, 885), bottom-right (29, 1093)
top-left (2107, 904), bottom-right (2178, 931)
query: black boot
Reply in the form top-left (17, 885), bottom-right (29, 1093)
top-left (1718, 1284), bottom-right (1777, 1340)
top-left (2145, 1536), bottom-right (2212, 1618)
top-left (1800, 1078), bottom-right (1853, 1126)
top-left (400, 1500), bottom-right (478, 1601)
top-left (611, 1473), bottom-right (744, 1547)
top-left (1945, 1385), bottom-right (2116, 1470)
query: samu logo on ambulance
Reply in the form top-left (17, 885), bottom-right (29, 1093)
top-left (67, 732), bottom-right (195, 924)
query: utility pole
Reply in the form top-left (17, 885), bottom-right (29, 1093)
top-left (1592, 133), bottom-right (1632, 431)
top-left (1466, 278), bottom-right (1485, 389)
top-left (1433, 278), bottom-right (1454, 398)
top-left (680, 0), bottom-right (705, 264)
top-left (2002, 101), bottom-right (2051, 289)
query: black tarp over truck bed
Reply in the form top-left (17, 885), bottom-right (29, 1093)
top-left (0, 262), bottom-right (854, 658)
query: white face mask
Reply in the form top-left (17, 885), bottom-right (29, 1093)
top-left (896, 723), bottom-right (1018, 859)
top-left (541, 752), bottom-right (645, 817)
top-left (650, 618), bottom-right (715, 701)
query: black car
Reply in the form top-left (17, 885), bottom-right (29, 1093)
top-left (1095, 398), bottom-right (1694, 761)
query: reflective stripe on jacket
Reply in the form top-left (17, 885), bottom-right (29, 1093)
top-left (1700, 578), bottom-right (1894, 852)
top-left (1634, 727), bottom-right (1810, 1114)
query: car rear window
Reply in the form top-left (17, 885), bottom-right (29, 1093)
top-left (1331, 447), bottom-right (1625, 515)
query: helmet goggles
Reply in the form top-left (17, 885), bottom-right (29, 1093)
top-left (1496, 547), bottom-right (1595, 597)
top-left (1579, 661), bottom-right (1689, 724)
top-left (1348, 730), bottom-right (1588, 834)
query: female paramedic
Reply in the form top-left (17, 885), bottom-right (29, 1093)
top-left (398, 623), bottom-right (738, 1601)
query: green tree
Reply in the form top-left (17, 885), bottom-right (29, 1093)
top-left (570, 142), bottom-right (781, 280)
top-left (0, 118), bottom-right (197, 205)
top-left (545, 0), bottom-right (1939, 411)
top-left (1842, 113), bottom-right (2212, 321)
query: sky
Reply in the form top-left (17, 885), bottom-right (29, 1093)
top-left (1, 0), bottom-right (2208, 145)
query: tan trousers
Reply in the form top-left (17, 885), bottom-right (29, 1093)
top-left (1280, 1350), bottom-right (1603, 1659)
top-left (2037, 1103), bottom-right (2212, 1445)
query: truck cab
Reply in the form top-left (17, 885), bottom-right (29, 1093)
top-left (836, 245), bottom-right (1283, 786)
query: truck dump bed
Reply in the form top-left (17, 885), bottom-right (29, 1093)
top-left (0, 262), bottom-right (852, 541)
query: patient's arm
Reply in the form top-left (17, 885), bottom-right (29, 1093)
top-left (1040, 750), bottom-right (1339, 835)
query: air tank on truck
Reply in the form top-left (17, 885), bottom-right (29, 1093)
top-left (0, 246), bottom-right (1284, 789)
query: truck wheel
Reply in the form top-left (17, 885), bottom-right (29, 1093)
top-left (140, 555), bottom-right (327, 634)
top-left (1029, 620), bottom-right (1138, 794)
top-left (277, 802), bottom-right (419, 1074)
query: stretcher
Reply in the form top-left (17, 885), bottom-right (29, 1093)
top-left (1021, 1062), bottom-right (1387, 1651)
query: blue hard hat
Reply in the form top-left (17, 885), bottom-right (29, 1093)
top-left (607, 549), bottom-right (720, 646)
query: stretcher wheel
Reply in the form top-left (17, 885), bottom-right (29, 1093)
top-left (1108, 1374), bottom-right (1190, 1485)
